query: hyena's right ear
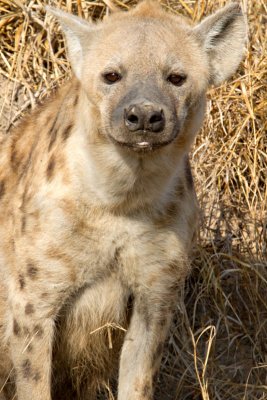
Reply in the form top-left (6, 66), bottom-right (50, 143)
top-left (46, 7), bottom-right (97, 80)
top-left (192, 2), bottom-right (247, 86)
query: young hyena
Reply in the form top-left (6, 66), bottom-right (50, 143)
top-left (0, 1), bottom-right (246, 399)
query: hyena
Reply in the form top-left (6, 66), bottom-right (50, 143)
top-left (0, 1), bottom-right (246, 399)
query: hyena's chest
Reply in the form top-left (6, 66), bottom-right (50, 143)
top-left (58, 212), bottom-right (133, 286)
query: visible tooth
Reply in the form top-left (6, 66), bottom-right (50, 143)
top-left (137, 142), bottom-right (149, 146)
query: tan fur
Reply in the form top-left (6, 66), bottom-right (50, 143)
top-left (0, 1), bottom-right (246, 399)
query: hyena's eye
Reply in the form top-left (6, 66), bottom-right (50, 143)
top-left (103, 72), bottom-right (122, 84)
top-left (167, 74), bottom-right (187, 86)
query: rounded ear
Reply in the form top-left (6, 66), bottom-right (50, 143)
top-left (192, 3), bottom-right (247, 86)
top-left (46, 7), bottom-right (97, 80)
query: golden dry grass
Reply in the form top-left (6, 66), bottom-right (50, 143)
top-left (0, 0), bottom-right (266, 399)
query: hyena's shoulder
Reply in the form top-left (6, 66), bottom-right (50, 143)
top-left (0, 78), bottom-right (80, 201)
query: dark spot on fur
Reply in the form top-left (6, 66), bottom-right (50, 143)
top-left (62, 123), bottom-right (73, 141)
top-left (0, 180), bottom-right (5, 199)
top-left (152, 369), bottom-right (159, 384)
top-left (48, 114), bottom-right (59, 151)
top-left (136, 295), bottom-right (151, 330)
top-left (33, 324), bottom-right (43, 338)
top-left (19, 144), bottom-right (36, 182)
top-left (152, 341), bottom-right (164, 364)
top-left (21, 215), bottom-right (26, 234)
top-left (18, 274), bottom-right (25, 290)
top-left (109, 247), bottom-right (121, 271)
top-left (185, 93), bottom-right (193, 109)
top-left (185, 156), bottom-right (194, 189)
top-left (21, 359), bottom-right (31, 379)
top-left (13, 319), bottom-right (21, 336)
top-left (114, 247), bottom-right (121, 261)
top-left (126, 293), bottom-right (134, 325)
top-left (166, 201), bottom-right (178, 217)
top-left (142, 382), bottom-right (151, 397)
top-left (20, 185), bottom-right (28, 212)
top-left (27, 262), bottom-right (38, 279)
top-left (26, 343), bottom-right (33, 353)
top-left (25, 303), bottom-right (35, 315)
top-left (168, 260), bottom-right (177, 273)
top-left (158, 315), bottom-right (167, 328)
top-left (164, 261), bottom-right (181, 293)
top-left (41, 292), bottom-right (48, 299)
top-left (33, 371), bottom-right (41, 382)
top-left (23, 326), bottom-right (30, 336)
top-left (10, 146), bottom-right (19, 172)
top-left (46, 156), bottom-right (56, 181)
top-left (73, 94), bottom-right (79, 107)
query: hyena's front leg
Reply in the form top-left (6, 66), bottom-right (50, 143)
top-left (0, 363), bottom-right (16, 400)
top-left (118, 268), bottom-right (180, 400)
top-left (7, 284), bottom-right (64, 400)
top-left (9, 308), bottom-right (54, 400)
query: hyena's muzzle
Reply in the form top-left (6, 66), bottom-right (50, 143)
top-left (108, 82), bottom-right (179, 152)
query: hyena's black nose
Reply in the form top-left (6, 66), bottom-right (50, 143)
top-left (124, 104), bottom-right (165, 133)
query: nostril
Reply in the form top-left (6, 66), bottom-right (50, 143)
top-left (124, 107), bottom-right (143, 131)
top-left (146, 109), bottom-right (165, 133)
top-left (149, 112), bottom-right (163, 124)
top-left (127, 114), bottom-right (139, 124)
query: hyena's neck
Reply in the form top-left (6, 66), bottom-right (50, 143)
top-left (65, 88), bottom-right (185, 211)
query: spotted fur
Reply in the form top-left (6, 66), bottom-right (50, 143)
top-left (0, 1), bottom-right (246, 399)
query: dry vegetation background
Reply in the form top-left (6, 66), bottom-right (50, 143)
top-left (0, 0), bottom-right (266, 399)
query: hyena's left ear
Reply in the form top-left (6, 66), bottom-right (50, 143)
top-left (46, 7), bottom-right (97, 80)
top-left (192, 2), bottom-right (247, 86)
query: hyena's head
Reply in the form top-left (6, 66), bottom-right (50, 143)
top-left (47, 1), bottom-right (246, 153)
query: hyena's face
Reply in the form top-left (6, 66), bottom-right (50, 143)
top-left (48, 1), bottom-right (246, 153)
top-left (82, 19), bottom-right (208, 152)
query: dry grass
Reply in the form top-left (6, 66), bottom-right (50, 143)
top-left (0, 0), bottom-right (266, 399)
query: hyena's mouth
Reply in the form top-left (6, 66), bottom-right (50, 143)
top-left (108, 129), bottom-right (179, 152)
